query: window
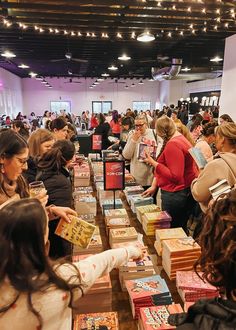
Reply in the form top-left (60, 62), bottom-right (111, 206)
top-left (50, 101), bottom-right (71, 114)
top-left (133, 101), bottom-right (151, 112)
top-left (92, 101), bottom-right (112, 114)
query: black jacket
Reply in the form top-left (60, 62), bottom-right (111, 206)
top-left (94, 122), bottom-right (111, 150)
top-left (37, 167), bottom-right (72, 208)
top-left (169, 298), bottom-right (236, 330)
top-left (23, 157), bottom-right (37, 184)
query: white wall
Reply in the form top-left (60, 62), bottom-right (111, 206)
top-left (220, 34), bottom-right (236, 120)
top-left (0, 67), bottom-right (23, 117)
top-left (22, 78), bottom-right (160, 115)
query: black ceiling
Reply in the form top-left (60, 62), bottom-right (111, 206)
top-left (0, 0), bottom-right (235, 79)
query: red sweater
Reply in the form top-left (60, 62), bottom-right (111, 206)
top-left (155, 135), bottom-right (198, 192)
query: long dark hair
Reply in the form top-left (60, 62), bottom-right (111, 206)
top-left (48, 117), bottom-right (67, 132)
top-left (195, 189), bottom-right (236, 299)
top-left (112, 110), bottom-right (119, 124)
top-left (37, 140), bottom-right (75, 172)
top-left (12, 120), bottom-right (29, 140)
top-left (0, 199), bottom-right (83, 327)
top-left (0, 130), bottom-right (29, 198)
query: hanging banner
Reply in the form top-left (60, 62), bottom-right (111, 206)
top-left (104, 160), bottom-right (125, 191)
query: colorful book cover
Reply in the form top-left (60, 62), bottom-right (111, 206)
top-left (140, 304), bottom-right (183, 330)
top-left (74, 311), bottom-right (119, 330)
top-left (110, 227), bottom-right (138, 239)
top-left (138, 142), bottom-right (158, 162)
top-left (106, 217), bottom-right (130, 226)
top-left (188, 147), bottom-right (207, 169)
top-left (176, 271), bottom-right (218, 292)
top-left (144, 211), bottom-right (172, 223)
top-left (105, 208), bottom-right (128, 217)
top-left (162, 238), bottom-right (201, 256)
top-left (155, 228), bottom-right (187, 241)
top-left (55, 216), bottom-right (96, 248)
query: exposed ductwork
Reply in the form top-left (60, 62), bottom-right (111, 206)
top-left (152, 58), bottom-right (183, 81)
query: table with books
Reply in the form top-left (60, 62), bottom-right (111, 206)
top-left (62, 154), bottom-right (214, 330)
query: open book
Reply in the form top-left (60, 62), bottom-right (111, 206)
top-left (189, 147), bottom-right (207, 169)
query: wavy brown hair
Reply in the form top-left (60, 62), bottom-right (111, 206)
top-left (28, 128), bottom-right (54, 159)
top-left (0, 199), bottom-right (83, 327)
top-left (195, 189), bottom-right (236, 299)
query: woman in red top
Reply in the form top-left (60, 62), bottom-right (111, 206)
top-left (90, 113), bottom-right (98, 129)
top-left (110, 110), bottom-right (121, 138)
top-left (143, 115), bottom-right (198, 230)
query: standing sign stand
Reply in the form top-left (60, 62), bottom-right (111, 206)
top-left (103, 160), bottom-right (125, 209)
top-left (92, 134), bottom-right (102, 160)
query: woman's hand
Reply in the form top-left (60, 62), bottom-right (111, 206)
top-left (133, 246), bottom-right (147, 261)
top-left (50, 206), bottom-right (77, 223)
top-left (143, 150), bottom-right (158, 168)
top-left (132, 130), bottom-right (142, 142)
top-left (142, 186), bottom-right (157, 197)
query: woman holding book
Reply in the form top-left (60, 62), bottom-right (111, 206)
top-left (191, 122), bottom-right (236, 213)
top-left (37, 139), bottom-right (76, 258)
top-left (143, 115), bottom-right (198, 231)
top-left (0, 198), bottom-right (143, 330)
top-left (169, 189), bottom-right (236, 329)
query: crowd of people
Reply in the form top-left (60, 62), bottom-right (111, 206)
top-left (0, 103), bottom-right (236, 329)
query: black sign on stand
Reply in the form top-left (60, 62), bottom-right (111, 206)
top-left (103, 160), bottom-right (125, 209)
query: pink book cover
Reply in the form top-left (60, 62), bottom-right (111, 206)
top-left (162, 238), bottom-right (201, 256)
top-left (74, 311), bottom-right (119, 330)
top-left (110, 227), bottom-right (137, 239)
top-left (176, 271), bottom-right (218, 292)
top-left (119, 254), bottom-right (153, 271)
top-left (140, 304), bottom-right (183, 330)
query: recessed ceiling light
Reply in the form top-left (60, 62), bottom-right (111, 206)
top-left (137, 31), bottom-right (155, 42)
top-left (102, 73), bottom-right (110, 77)
top-left (118, 54), bottom-right (131, 61)
top-left (35, 76), bottom-right (43, 81)
top-left (181, 67), bottom-right (191, 72)
top-left (148, 78), bottom-right (155, 81)
top-left (41, 80), bottom-right (47, 84)
top-left (125, 85), bottom-right (129, 89)
top-left (29, 72), bottom-right (37, 78)
top-left (131, 83), bottom-right (136, 87)
top-left (89, 86), bottom-right (94, 89)
top-left (94, 81), bottom-right (100, 85)
top-left (18, 64), bottom-right (29, 69)
top-left (210, 56), bottom-right (223, 62)
top-left (139, 80), bottom-right (144, 84)
top-left (1, 51), bottom-right (16, 58)
top-left (97, 77), bottom-right (105, 82)
top-left (108, 65), bottom-right (118, 71)
top-left (48, 86), bottom-right (52, 88)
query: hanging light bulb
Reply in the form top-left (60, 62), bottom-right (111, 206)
top-left (137, 31), bottom-right (155, 42)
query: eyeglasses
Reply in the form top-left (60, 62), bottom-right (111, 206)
top-left (16, 157), bottom-right (28, 166)
top-left (135, 123), bottom-right (145, 128)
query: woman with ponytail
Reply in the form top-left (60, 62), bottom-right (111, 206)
top-left (37, 140), bottom-right (75, 258)
top-left (143, 115), bottom-right (198, 231)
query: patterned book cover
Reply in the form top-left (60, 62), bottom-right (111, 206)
top-left (119, 254), bottom-right (153, 271)
top-left (155, 228), bottom-right (187, 241)
top-left (110, 227), bottom-right (138, 239)
top-left (140, 304), bottom-right (183, 330)
top-left (105, 208), bottom-right (128, 217)
top-left (126, 275), bottom-right (170, 301)
top-left (74, 311), bottom-right (119, 330)
top-left (176, 271), bottom-right (218, 292)
top-left (106, 217), bottom-right (130, 227)
top-left (55, 216), bottom-right (96, 248)
top-left (144, 211), bottom-right (172, 222)
top-left (162, 238), bottom-right (201, 256)
top-left (112, 240), bottom-right (145, 250)
top-left (137, 142), bottom-right (158, 162)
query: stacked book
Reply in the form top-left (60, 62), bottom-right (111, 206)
top-left (97, 186), bottom-right (120, 206)
top-left (154, 228), bottom-right (187, 256)
top-left (138, 304), bottom-right (183, 330)
top-left (109, 227), bottom-right (138, 248)
top-left (119, 252), bottom-right (156, 291)
top-left (74, 163), bottom-right (90, 187)
top-left (142, 211), bottom-right (172, 236)
top-left (104, 208), bottom-right (130, 234)
top-left (74, 312), bottom-right (119, 330)
top-left (73, 186), bottom-right (93, 199)
top-left (125, 173), bottom-right (136, 186)
top-left (74, 194), bottom-right (97, 216)
top-left (136, 204), bottom-right (160, 224)
top-left (101, 198), bottom-right (123, 213)
top-left (72, 255), bottom-right (112, 313)
top-left (130, 195), bottom-right (154, 213)
top-left (73, 228), bottom-right (103, 255)
top-left (126, 275), bottom-right (172, 319)
top-left (162, 237), bottom-right (201, 280)
top-left (124, 185), bottom-right (144, 204)
top-left (88, 153), bottom-right (102, 162)
top-left (80, 213), bottom-right (96, 225)
top-left (176, 270), bottom-right (219, 303)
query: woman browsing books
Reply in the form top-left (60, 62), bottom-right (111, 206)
top-left (0, 198), bottom-right (143, 330)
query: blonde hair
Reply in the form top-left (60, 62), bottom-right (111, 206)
top-left (155, 116), bottom-right (176, 157)
top-left (28, 129), bottom-right (54, 158)
top-left (215, 122), bottom-right (236, 147)
top-left (176, 122), bottom-right (195, 146)
top-left (135, 114), bottom-right (148, 124)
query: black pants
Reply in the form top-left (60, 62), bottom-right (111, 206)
top-left (161, 188), bottom-right (196, 232)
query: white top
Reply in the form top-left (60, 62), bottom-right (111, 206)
top-left (0, 247), bottom-right (140, 330)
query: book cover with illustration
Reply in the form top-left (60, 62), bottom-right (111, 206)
top-left (106, 217), bottom-right (130, 227)
top-left (155, 228), bottom-right (187, 242)
top-left (110, 227), bottom-right (138, 240)
top-left (176, 271), bottom-right (218, 293)
top-left (139, 304), bottom-right (183, 330)
top-left (162, 237), bottom-right (201, 257)
top-left (188, 147), bottom-right (207, 169)
top-left (105, 208), bottom-right (128, 218)
top-left (119, 253), bottom-right (153, 272)
top-left (137, 141), bottom-right (158, 162)
top-left (55, 215), bottom-right (96, 248)
top-left (74, 311), bottom-right (119, 330)
top-left (144, 211), bottom-right (172, 223)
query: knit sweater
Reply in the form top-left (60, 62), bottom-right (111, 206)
top-left (122, 128), bottom-right (162, 186)
top-left (191, 152), bottom-right (236, 213)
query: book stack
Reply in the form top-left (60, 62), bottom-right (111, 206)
top-left (154, 228), bottom-right (187, 256)
top-left (97, 187), bottom-right (120, 206)
top-left (119, 252), bottom-right (156, 291)
top-left (176, 270), bottom-right (219, 303)
top-left (138, 304), bottom-right (183, 330)
top-left (74, 163), bottom-right (90, 187)
top-left (74, 312), bottom-right (119, 330)
top-left (109, 227), bottom-right (138, 248)
top-left (80, 213), bottom-right (96, 225)
top-left (130, 195), bottom-right (154, 213)
top-left (90, 161), bottom-right (103, 176)
top-left (102, 149), bottom-right (119, 160)
top-left (73, 228), bottom-right (103, 255)
top-left (74, 195), bottom-right (97, 216)
top-left (124, 185), bottom-right (145, 203)
top-left (104, 208), bottom-right (130, 234)
top-left (88, 153), bottom-right (102, 162)
top-left (125, 173), bottom-right (136, 186)
top-left (73, 186), bottom-right (93, 199)
top-left (126, 275), bottom-right (172, 319)
top-left (101, 198), bottom-right (123, 213)
top-left (73, 255), bottom-right (113, 313)
top-left (162, 237), bottom-right (201, 280)
top-left (136, 204), bottom-right (161, 224)
top-left (142, 211), bottom-right (172, 236)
